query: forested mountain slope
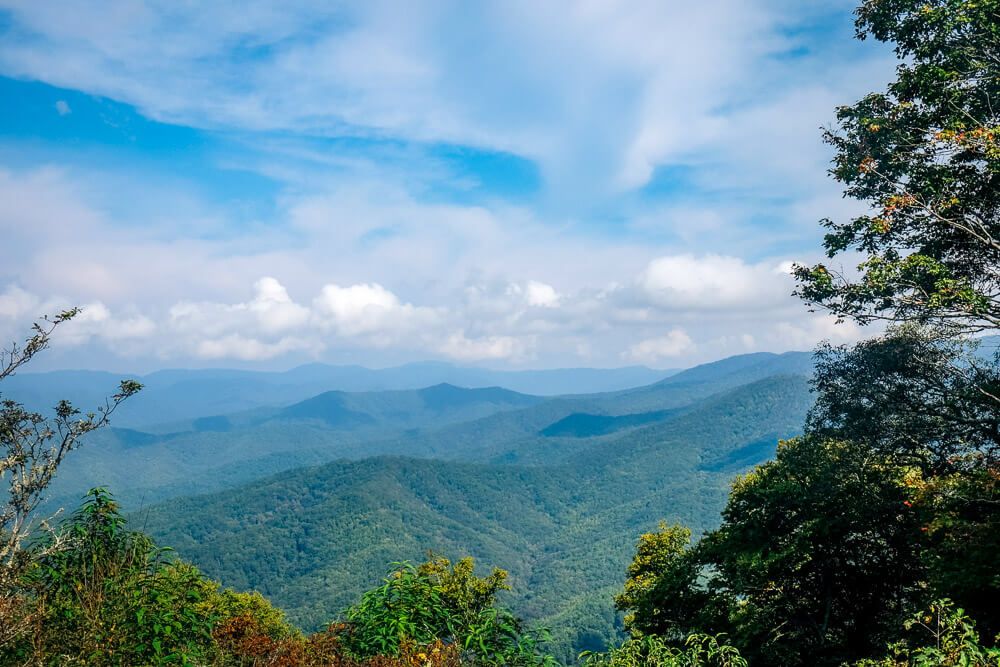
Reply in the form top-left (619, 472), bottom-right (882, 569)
top-left (143, 374), bottom-right (814, 662)
top-left (45, 352), bottom-right (814, 510)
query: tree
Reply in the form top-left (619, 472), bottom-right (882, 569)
top-left (8, 488), bottom-right (217, 665)
top-left (857, 600), bottom-right (1000, 667)
top-left (417, 555), bottom-right (510, 631)
top-left (794, 0), bottom-right (1000, 332)
top-left (910, 466), bottom-right (1000, 641)
top-left (339, 557), bottom-right (555, 666)
top-left (614, 524), bottom-right (719, 641)
top-left (807, 325), bottom-right (1000, 473)
top-left (621, 437), bottom-right (925, 666)
top-left (701, 437), bottom-right (925, 666)
top-left (805, 326), bottom-right (1000, 636)
top-left (580, 633), bottom-right (746, 667)
top-left (0, 311), bottom-right (141, 647)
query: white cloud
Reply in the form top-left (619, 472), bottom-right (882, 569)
top-left (195, 334), bottom-right (314, 361)
top-left (54, 99), bottom-right (71, 115)
top-left (313, 283), bottom-right (441, 340)
top-left (18, 301), bottom-right (159, 348)
top-left (638, 254), bottom-right (793, 311)
top-left (0, 0), bottom-right (892, 370)
top-left (525, 281), bottom-right (560, 308)
top-left (0, 259), bottom-right (872, 366)
top-left (168, 277), bottom-right (310, 341)
top-left (771, 314), bottom-right (865, 350)
top-left (624, 329), bottom-right (694, 364)
top-left (0, 285), bottom-right (42, 320)
top-left (248, 277), bottom-right (311, 335)
top-left (506, 281), bottom-right (561, 309)
top-left (440, 330), bottom-right (531, 362)
top-left (0, 162), bottom-right (877, 367)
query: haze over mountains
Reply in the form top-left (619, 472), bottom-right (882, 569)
top-left (6, 349), bottom-right (817, 661)
top-left (3, 362), bottom-right (677, 428)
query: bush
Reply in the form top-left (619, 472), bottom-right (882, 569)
top-left (579, 633), bottom-right (746, 667)
top-left (857, 600), bottom-right (1000, 667)
top-left (337, 559), bottom-right (555, 666)
top-left (13, 489), bottom-right (216, 665)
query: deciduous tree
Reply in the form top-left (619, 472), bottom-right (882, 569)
top-left (795, 0), bottom-right (1000, 332)
top-left (0, 311), bottom-right (140, 648)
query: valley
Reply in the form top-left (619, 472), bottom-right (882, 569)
top-left (26, 351), bottom-right (815, 661)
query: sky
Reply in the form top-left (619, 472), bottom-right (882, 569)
top-left (0, 0), bottom-right (896, 372)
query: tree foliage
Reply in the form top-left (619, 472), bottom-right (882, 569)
top-left (0, 311), bottom-right (141, 649)
top-left (857, 600), bottom-right (1000, 667)
top-left (708, 437), bottom-right (924, 666)
top-left (339, 558), bottom-right (555, 666)
top-left (579, 634), bottom-right (746, 667)
top-left (794, 0), bottom-right (1000, 331)
top-left (807, 326), bottom-right (1000, 472)
top-left (614, 524), bottom-right (716, 640)
top-left (8, 488), bottom-right (216, 665)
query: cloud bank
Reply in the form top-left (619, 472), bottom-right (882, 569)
top-left (0, 1), bottom-right (888, 369)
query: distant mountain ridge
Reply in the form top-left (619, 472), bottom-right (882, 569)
top-left (42, 350), bottom-right (817, 510)
top-left (3, 362), bottom-right (677, 429)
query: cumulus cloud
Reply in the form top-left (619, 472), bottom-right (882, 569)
top-left (0, 253), bottom-right (867, 366)
top-left (62, 303), bottom-right (156, 343)
top-left (440, 331), bottom-right (532, 363)
top-left (770, 314), bottom-right (865, 350)
top-left (623, 329), bottom-right (695, 364)
top-left (248, 278), bottom-right (311, 334)
top-left (168, 278), bottom-right (310, 342)
top-left (195, 334), bottom-right (315, 361)
top-left (0, 285), bottom-right (44, 320)
top-left (313, 283), bottom-right (441, 340)
top-left (0, 2), bottom-right (890, 368)
top-left (0, 297), bottom-right (157, 351)
top-left (506, 281), bottom-right (561, 309)
top-left (638, 254), bottom-right (794, 311)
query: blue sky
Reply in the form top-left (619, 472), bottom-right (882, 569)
top-left (0, 1), bottom-right (894, 371)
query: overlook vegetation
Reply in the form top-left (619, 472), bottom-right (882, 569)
top-left (3, 0), bottom-right (1000, 665)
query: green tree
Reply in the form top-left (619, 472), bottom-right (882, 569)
top-left (623, 437), bottom-right (925, 666)
top-left (0, 311), bottom-right (140, 649)
top-left (614, 524), bottom-right (720, 641)
top-left (18, 489), bottom-right (216, 665)
top-left (580, 633), bottom-right (746, 667)
top-left (807, 326), bottom-right (1000, 636)
top-left (807, 326), bottom-right (1000, 473)
top-left (794, 0), bottom-right (1000, 331)
top-left (417, 555), bottom-right (510, 631)
top-left (702, 437), bottom-right (924, 666)
top-left (857, 600), bottom-right (1000, 667)
top-left (339, 557), bottom-right (555, 666)
top-left (911, 467), bottom-right (1000, 642)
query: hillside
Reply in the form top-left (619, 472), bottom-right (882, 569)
top-left (43, 383), bottom-right (546, 509)
top-left (44, 352), bottom-right (813, 510)
top-left (142, 374), bottom-right (814, 662)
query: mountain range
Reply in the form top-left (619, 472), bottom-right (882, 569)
top-left (15, 350), bottom-right (816, 662)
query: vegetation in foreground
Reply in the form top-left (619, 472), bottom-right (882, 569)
top-left (3, 0), bottom-right (1000, 664)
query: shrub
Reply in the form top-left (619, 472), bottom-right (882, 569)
top-left (580, 633), bottom-right (746, 667)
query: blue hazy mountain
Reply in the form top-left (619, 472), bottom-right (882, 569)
top-left (2, 362), bottom-right (676, 429)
